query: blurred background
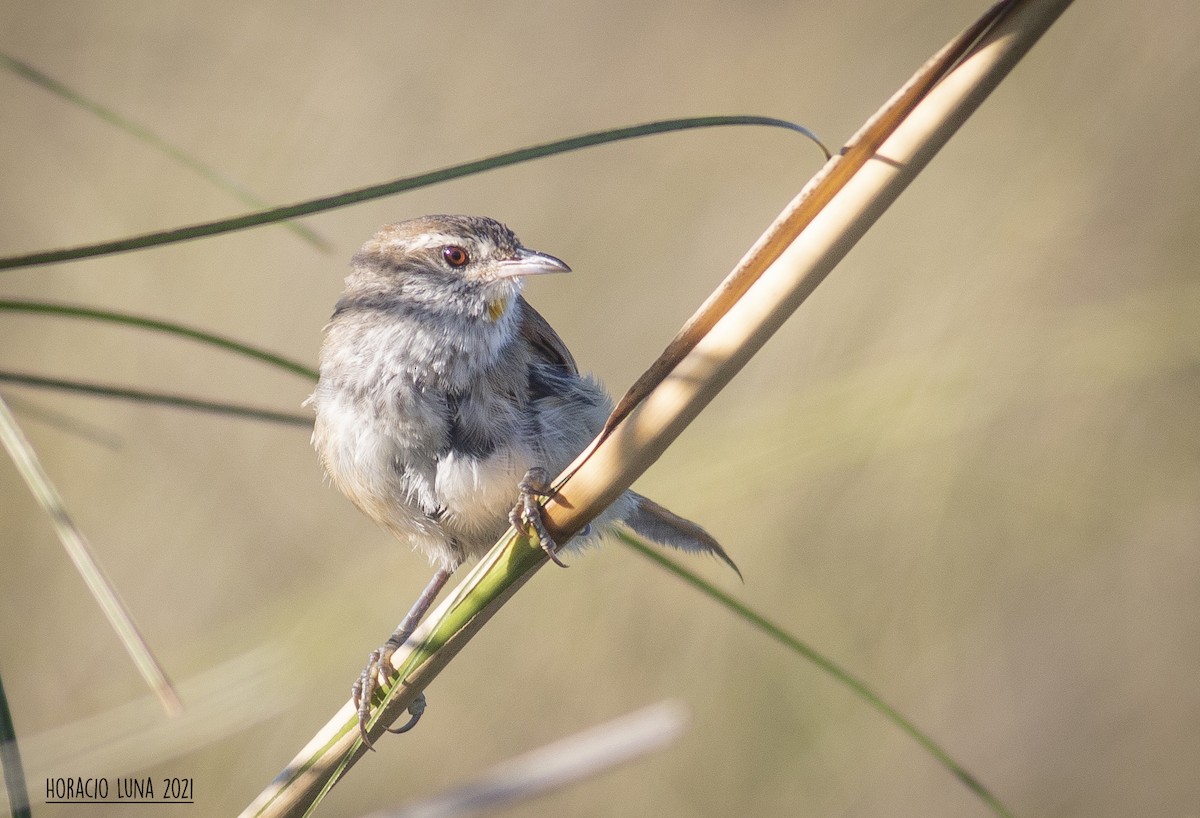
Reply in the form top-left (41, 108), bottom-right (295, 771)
top-left (1, 1), bottom-right (1197, 815)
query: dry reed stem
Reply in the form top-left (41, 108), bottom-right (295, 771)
top-left (245, 2), bottom-right (1073, 814)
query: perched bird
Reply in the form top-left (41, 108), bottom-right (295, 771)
top-left (309, 215), bottom-right (737, 739)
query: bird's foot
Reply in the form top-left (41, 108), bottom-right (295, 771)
top-left (351, 638), bottom-right (428, 748)
top-left (351, 637), bottom-right (428, 747)
top-left (509, 467), bottom-right (566, 566)
top-left (350, 567), bottom-right (450, 745)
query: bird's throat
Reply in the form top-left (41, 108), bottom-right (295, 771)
top-left (486, 294), bottom-right (510, 322)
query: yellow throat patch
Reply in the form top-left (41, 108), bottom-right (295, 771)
top-left (486, 295), bottom-right (509, 322)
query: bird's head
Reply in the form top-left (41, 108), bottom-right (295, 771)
top-left (344, 215), bottom-right (570, 322)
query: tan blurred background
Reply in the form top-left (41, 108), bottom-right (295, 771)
top-left (2, 1), bottom-right (1197, 815)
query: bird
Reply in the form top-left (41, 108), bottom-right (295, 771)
top-left (308, 214), bottom-right (737, 741)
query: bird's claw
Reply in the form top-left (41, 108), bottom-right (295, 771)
top-left (351, 639), bottom-right (427, 748)
top-left (388, 693), bottom-right (426, 734)
top-left (510, 467), bottom-right (566, 566)
top-left (351, 644), bottom-right (391, 748)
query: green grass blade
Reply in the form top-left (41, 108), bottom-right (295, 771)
top-left (0, 51), bottom-right (330, 252)
top-left (0, 299), bottom-right (317, 379)
top-left (0, 115), bottom-right (826, 271)
top-left (0, 371), bottom-right (312, 427)
top-left (0, 673), bottom-right (32, 818)
top-left (617, 530), bottom-right (1015, 818)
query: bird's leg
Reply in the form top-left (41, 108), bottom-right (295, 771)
top-left (509, 466), bottom-right (566, 566)
top-left (352, 566), bottom-right (453, 746)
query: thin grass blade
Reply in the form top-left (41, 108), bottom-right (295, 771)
top-left (0, 51), bottom-right (330, 251)
top-left (0, 116), bottom-right (825, 271)
top-left (0, 299), bottom-right (316, 380)
top-left (0, 395), bottom-right (182, 714)
top-left (0, 371), bottom-right (312, 427)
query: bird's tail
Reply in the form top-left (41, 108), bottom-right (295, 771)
top-left (620, 492), bottom-right (741, 579)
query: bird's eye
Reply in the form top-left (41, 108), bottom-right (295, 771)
top-left (442, 245), bottom-right (470, 267)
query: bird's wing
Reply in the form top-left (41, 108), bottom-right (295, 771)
top-left (518, 296), bottom-right (578, 375)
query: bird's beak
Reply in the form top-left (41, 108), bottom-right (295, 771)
top-left (495, 248), bottom-right (572, 279)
